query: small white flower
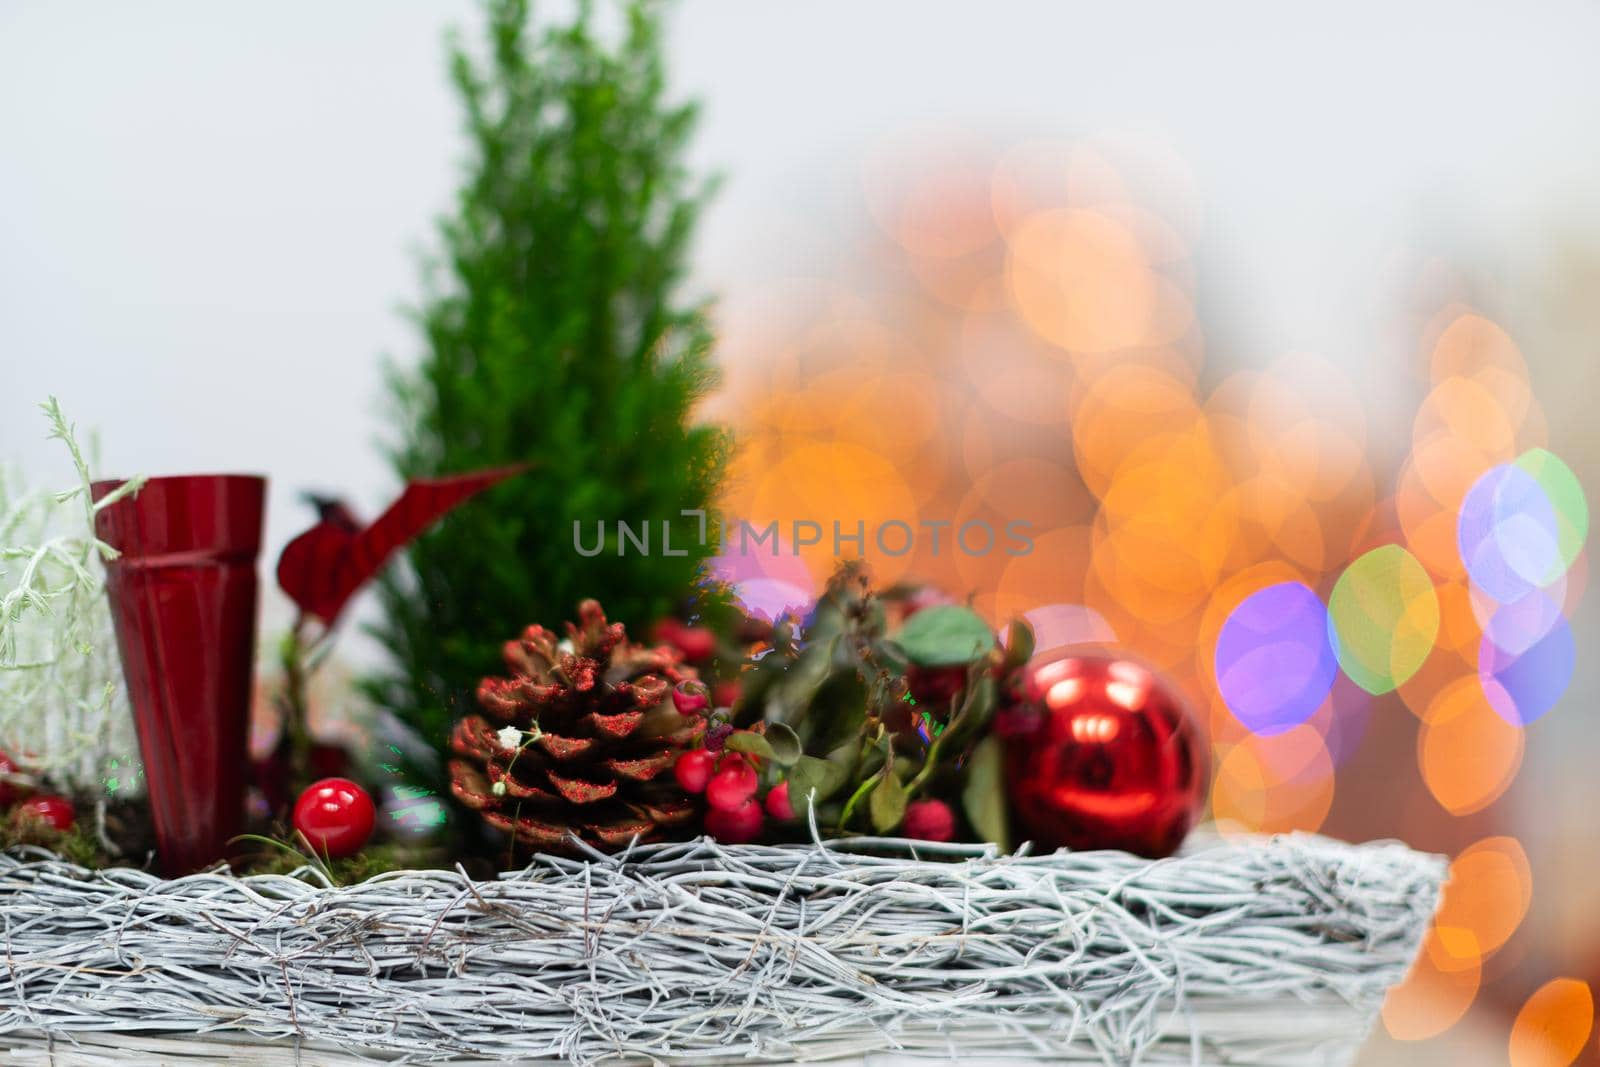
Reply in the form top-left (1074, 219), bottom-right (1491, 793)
top-left (496, 726), bottom-right (524, 752)
top-left (557, 638), bottom-right (576, 655)
top-left (491, 781), bottom-right (507, 797)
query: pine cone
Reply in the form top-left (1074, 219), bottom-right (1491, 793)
top-left (450, 600), bottom-right (705, 852)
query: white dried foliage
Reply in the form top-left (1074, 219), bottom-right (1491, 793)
top-left (0, 399), bottom-right (143, 797)
top-left (0, 833), bottom-right (1442, 1065)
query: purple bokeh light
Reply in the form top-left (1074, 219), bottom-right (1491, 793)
top-left (1215, 581), bottom-right (1339, 736)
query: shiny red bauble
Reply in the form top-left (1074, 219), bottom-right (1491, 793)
top-left (996, 652), bottom-right (1206, 859)
top-left (16, 795), bottom-right (75, 832)
top-left (293, 777), bottom-right (376, 859)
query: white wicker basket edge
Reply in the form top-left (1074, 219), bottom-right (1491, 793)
top-left (0, 832), bottom-right (1445, 1066)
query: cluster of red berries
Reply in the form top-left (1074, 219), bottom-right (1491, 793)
top-left (672, 727), bottom-right (959, 845)
top-left (673, 747), bottom-right (794, 844)
top-left (653, 617), bottom-right (718, 664)
top-left (658, 620), bottom-right (745, 710)
top-left (0, 750), bottom-right (76, 834)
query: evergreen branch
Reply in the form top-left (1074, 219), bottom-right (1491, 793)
top-left (366, 0), bottom-right (728, 783)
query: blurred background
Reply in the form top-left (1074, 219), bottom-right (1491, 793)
top-left (3, 2), bottom-right (1598, 1062)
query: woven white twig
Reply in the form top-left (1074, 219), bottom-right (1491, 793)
top-left (0, 834), bottom-right (1442, 1065)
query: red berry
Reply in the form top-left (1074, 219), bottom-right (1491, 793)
top-left (704, 797), bottom-right (763, 843)
top-left (907, 665), bottom-right (967, 706)
top-left (902, 586), bottom-right (955, 618)
top-left (293, 777), bottom-right (375, 859)
top-left (0, 750), bottom-right (22, 808)
top-left (764, 781), bottom-right (795, 821)
top-left (713, 680), bottom-right (742, 710)
top-left (704, 722), bottom-right (734, 753)
top-left (705, 757), bottom-right (758, 813)
top-left (672, 680), bottom-right (710, 715)
top-left (672, 625), bottom-right (718, 663)
top-left (16, 795), bottom-right (74, 832)
top-left (903, 799), bottom-right (956, 843)
top-left (674, 749), bottom-right (716, 794)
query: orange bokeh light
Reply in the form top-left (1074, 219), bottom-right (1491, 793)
top-left (1211, 727), bottom-right (1335, 836)
top-left (1382, 928), bottom-right (1483, 1041)
top-left (1509, 979), bottom-right (1594, 1067)
top-left (719, 161), bottom-right (1564, 1065)
top-left (1418, 677), bottom-right (1524, 815)
top-left (1433, 836), bottom-right (1534, 969)
top-left (1005, 208), bottom-right (1192, 354)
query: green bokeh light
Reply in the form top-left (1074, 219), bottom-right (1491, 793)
top-left (1514, 448), bottom-right (1589, 578)
top-left (1327, 545), bottom-right (1439, 695)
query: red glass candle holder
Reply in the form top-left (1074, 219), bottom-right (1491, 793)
top-left (92, 474), bottom-right (266, 876)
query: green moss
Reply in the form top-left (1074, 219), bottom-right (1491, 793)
top-left (1, 814), bottom-right (119, 869)
top-left (233, 834), bottom-right (450, 886)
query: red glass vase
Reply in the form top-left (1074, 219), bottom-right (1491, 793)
top-left (92, 474), bottom-right (266, 876)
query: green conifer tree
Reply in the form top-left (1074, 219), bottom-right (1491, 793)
top-left (368, 0), bottom-right (727, 772)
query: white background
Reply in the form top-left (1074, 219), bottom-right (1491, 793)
top-left (5, 1), bottom-right (1599, 549)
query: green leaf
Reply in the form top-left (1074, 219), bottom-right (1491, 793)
top-left (869, 770), bottom-right (907, 833)
top-left (892, 605), bottom-right (996, 667)
top-left (777, 635), bottom-right (839, 713)
top-left (1002, 616), bottom-right (1035, 670)
top-left (723, 731), bottom-right (776, 760)
top-left (942, 674), bottom-right (998, 750)
top-left (962, 735), bottom-right (1011, 851)
top-left (963, 672), bottom-right (997, 722)
top-left (804, 602), bottom-right (846, 643)
top-left (765, 722), bottom-right (802, 766)
top-left (874, 638), bottom-right (910, 674)
top-left (789, 755), bottom-right (849, 810)
top-left (810, 672), bottom-right (869, 754)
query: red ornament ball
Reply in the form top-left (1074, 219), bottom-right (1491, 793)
top-left (16, 794), bottom-right (75, 832)
top-left (293, 777), bottom-right (375, 858)
top-left (997, 652), bottom-right (1206, 859)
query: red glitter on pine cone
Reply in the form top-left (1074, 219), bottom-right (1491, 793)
top-left (449, 599), bottom-right (705, 853)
